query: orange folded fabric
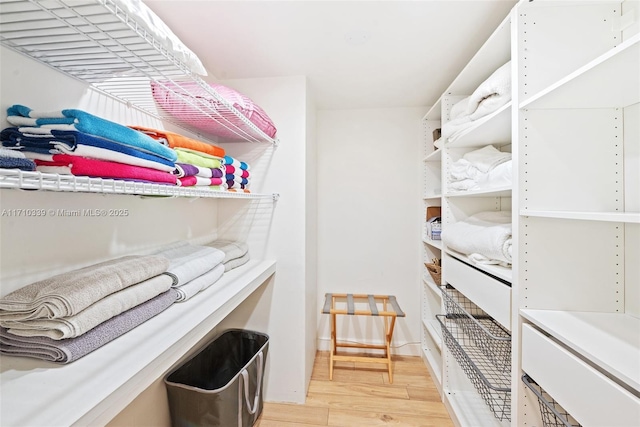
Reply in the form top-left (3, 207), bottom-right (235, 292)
top-left (129, 125), bottom-right (225, 158)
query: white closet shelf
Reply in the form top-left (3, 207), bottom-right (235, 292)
top-left (423, 148), bottom-right (442, 162)
top-left (443, 390), bottom-right (510, 427)
top-left (445, 186), bottom-right (512, 198)
top-left (445, 102), bottom-right (512, 148)
top-left (446, 12), bottom-right (512, 95)
top-left (423, 192), bottom-right (442, 200)
top-left (0, 0), bottom-right (277, 144)
top-left (423, 98), bottom-right (442, 121)
top-left (444, 249), bottom-right (512, 283)
top-left (520, 209), bottom-right (640, 223)
top-left (520, 309), bottom-right (640, 392)
top-left (520, 34), bottom-right (640, 110)
top-left (0, 259), bottom-right (277, 427)
top-left (423, 274), bottom-right (442, 297)
top-left (423, 318), bottom-right (443, 350)
top-left (423, 236), bottom-right (443, 250)
top-left (0, 169), bottom-right (279, 200)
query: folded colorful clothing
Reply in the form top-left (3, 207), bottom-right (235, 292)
top-left (34, 154), bottom-right (177, 185)
top-left (6, 105), bottom-right (177, 162)
top-left (1, 128), bottom-right (175, 172)
top-left (0, 289), bottom-right (177, 363)
top-left (1, 274), bottom-right (173, 339)
top-left (223, 155), bottom-right (249, 170)
top-left (224, 165), bottom-right (250, 178)
top-left (225, 174), bottom-right (249, 186)
top-left (129, 125), bottom-right (225, 158)
top-left (0, 255), bottom-right (170, 321)
top-left (177, 176), bottom-right (226, 187)
top-left (175, 149), bottom-right (224, 169)
top-left (174, 162), bottom-right (225, 179)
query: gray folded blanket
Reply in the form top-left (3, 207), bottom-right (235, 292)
top-left (205, 240), bottom-right (249, 263)
top-left (0, 255), bottom-right (170, 321)
top-left (0, 289), bottom-right (177, 363)
top-left (155, 244), bottom-right (225, 286)
top-left (1, 274), bottom-right (173, 339)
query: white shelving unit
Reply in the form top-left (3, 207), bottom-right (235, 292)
top-left (515, 1), bottom-right (640, 426)
top-left (421, 7), bottom-right (515, 426)
top-left (421, 1), bottom-right (640, 423)
top-left (1, 260), bottom-right (276, 427)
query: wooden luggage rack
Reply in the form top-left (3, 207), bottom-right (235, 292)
top-left (321, 293), bottom-right (405, 383)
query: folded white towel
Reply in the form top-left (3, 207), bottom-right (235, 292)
top-left (442, 211), bottom-right (512, 266)
top-left (206, 240), bottom-right (249, 264)
top-left (466, 61), bottom-right (512, 118)
top-left (175, 263), bottom-right (225, 302)
top-left (463, 145), bottom-right (511, 173)
top-left (155, 244), bottom-right (225, 286)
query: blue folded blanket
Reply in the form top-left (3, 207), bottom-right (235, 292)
top-left (6, 105), bottom-right (177, 162)
top-left (1, 128), bottom-right (175, 169)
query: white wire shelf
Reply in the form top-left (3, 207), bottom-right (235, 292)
top-left (0, 0), bottom-right (278, 145)
top-left (0, 169), bottom-right (279, 200)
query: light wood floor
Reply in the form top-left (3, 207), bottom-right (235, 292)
top-left (255, 351), bottom-right (454, 427)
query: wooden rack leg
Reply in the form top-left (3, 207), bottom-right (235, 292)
top-left (330, 312), bottom-right (336, 380)
top-left (386, 315), bottom-right (397, 383)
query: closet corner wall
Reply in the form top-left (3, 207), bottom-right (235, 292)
top-left (421, 1), bottom-right (640, 426)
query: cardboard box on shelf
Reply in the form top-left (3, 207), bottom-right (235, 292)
top-left (426, 206), bottom-right (441, 221)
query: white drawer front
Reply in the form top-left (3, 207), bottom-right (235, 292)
top-left (522, 324), bottom-right (640, 427)
top-left (443, 254), bottom-right (511, 329)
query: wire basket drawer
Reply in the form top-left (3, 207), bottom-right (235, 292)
top-left (522, 374), bottom-right (582, 427)
top-left (441, 285), bottom-right (511, 372)
top-left (437, 314), bottom-right (511, 421)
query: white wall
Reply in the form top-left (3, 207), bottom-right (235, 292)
top-left (214, 75), bottom-right (317, 404)
top-left (316, 107), bottom-right (425, 356)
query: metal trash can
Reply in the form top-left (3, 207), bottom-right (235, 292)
top-left (164, 329), bottom-right (269, 427)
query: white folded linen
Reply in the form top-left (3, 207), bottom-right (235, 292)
top-left (463, 145), bottom-right (511, 173)
top-left (466, 61), bottom-right (512, 118)
top-left (442, 211), bottom-right (512, 266)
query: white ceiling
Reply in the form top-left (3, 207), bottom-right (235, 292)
top-left (143, 1), bottom-right (518, 110)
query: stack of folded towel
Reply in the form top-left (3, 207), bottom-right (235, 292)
top-left (0, 147), bottom-right (35, 171)
top-left (205, 240), bottom-right (250, 271)
top-left (154, 242), bottom-right (226, 302)
top-left (223, 155), bottom-right (251, 192)
top-left (441, 61), bottom-right (512, 143)
top-left (0, 255), bottom-right (174, 363)
top-left (449, 145), bottom-right (512, 192)
top-left (441, 210), bottom-right (512, 267)
top-left (130, 126), bottom-right (227, 190)
top-left (0, 105), bottom-right (178, 184)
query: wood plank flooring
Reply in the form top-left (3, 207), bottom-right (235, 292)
top-left (256, 351), bottom-right (454, 427)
